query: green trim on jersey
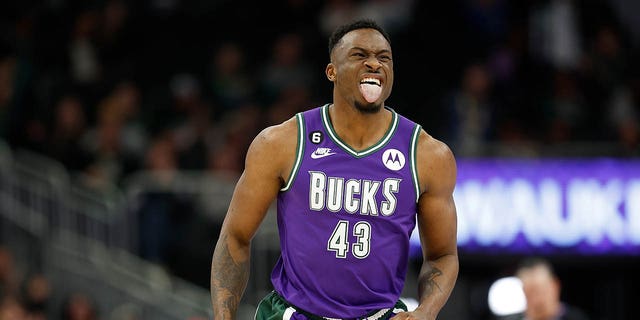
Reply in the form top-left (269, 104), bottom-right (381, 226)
top-left (280, 113), bottom-right (305, 192)
top-left (254, 291), bottom-right (292, 320)
top-left (321, 104), bottom-right (399, 158)
top-left (410, 124), bottom-right (422, 202)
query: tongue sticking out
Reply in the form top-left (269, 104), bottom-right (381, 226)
top-left (359, 83), bottom-right (382, 103)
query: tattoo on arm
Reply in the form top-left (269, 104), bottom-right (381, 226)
top-left (419, 265), bottom-right (444, 298)
top-left (211, 233), bottom-right (250, 319)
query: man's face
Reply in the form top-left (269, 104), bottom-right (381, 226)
top-left (328, 28), bottom-right (394, 113)
top-left (518, 266), bottom-right (561, 320)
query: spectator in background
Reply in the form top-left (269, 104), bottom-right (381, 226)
top-left (168, 73), bottom-right (218, 170)
top-left (172, 101), bottom-right (217, 170)
top-left (0, 246), bottom-right (19, 299)
top-left (444, 62), bottom-right (496, 156)
top-left (586, 25), bottom-right (628, 95)
top-left (0, 295), bottom-right (27, 320)
top-left (318, 0), bottom-right (360, 37)
top-left (265, 84), bottom-right (312, 126)
top-left (46, 93), bottom-right (92, 172)
top-left (79, 80), bottom-right (143, 190)
top-left (0, 48), bottom-right (41, 153)
top-left (79, 108), bottom-right (126, 191)
top-left (461, 0), bottom-right (509, 56)
top-left (514, 257), bottom-right (590, 320)
top-left (136, 132), bottom-right (179, 265)
top-left (318, 0), bottom-right (414, 37)
top-left (98, 0), bottom-right (135, 82)
top-left (257, 32), bottom-right (315, 105)
top-left (355, 0), bottom-right (415, 36)
top-left (207, 42), bottom-right (255, 114)
top-left (22, 273), bottom-right (51, 319)
top-left (579, 24), bottom-right (630, 141)
top-left (61, 292), bottom-right (99, 320)
top-left (169, 73), bottom-right (207, 126)
top-left (207, 103), bottom-right (263, 177)
top-left (528, 0), bottom-right (583, 71)
top-left (102, 80), bottom-right (148, 160)
top-left (607, 79), bottom-right (639, 154)
top-left (542, 70), bottom-right (587, 143)
top-left (0, 52), bottom-right (14, 139)
top-left (134, 130), bottom-right (212, 288)
top-left (68, 8), bottom-right (102, 87)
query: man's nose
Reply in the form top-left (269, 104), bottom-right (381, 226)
top-left (364, 57), bottom-right (382, 71)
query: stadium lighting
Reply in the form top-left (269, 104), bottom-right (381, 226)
top-left (487, 276), bottom-right (526, 316)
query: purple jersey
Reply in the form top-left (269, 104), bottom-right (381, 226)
top-left (270, 104), bottom-right (422, 318)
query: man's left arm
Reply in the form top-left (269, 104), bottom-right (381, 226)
top-left (392, 133), bottom-right (458, 320)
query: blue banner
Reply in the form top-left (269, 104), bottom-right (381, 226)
top-left (410, 158), bottom-right (640, 256)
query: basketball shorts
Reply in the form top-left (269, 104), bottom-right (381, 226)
top-left (254, 291), bottom-right (408, 320)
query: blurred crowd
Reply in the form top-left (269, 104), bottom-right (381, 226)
top-left (1, 0), bottom-right (639, 192)
top-left (0, 0), bottom-right (639, 317)
top-left (400, 1), bottom-right (640, 158)
top-left (0, 245), bottom-right (103, 320)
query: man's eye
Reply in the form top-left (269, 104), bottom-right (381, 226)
top-left (353, 53), bottom-right (365, 57)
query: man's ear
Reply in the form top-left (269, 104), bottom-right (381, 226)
top-left (326, 63), bottom-right (336, 82)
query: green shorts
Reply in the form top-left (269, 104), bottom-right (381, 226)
top-left (254, 291), bottom-right (408, 320)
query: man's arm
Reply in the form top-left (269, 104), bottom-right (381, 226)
top-left (393, 132), bottom-right (459, 320)
top-left (210, 118), bottom-right (297, 319)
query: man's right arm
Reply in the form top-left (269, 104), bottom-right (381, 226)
top-left (210, 224), bottom-right (250, 319)
top-left (210, 119), bottom-right (297, 319)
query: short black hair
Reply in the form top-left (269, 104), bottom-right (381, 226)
top-left (328, 19), bottom-right (391, 56)
top-left (516, 256), bottom-right (556, 275)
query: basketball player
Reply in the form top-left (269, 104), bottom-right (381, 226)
top-left (210, 19), bottom-right (459, 320)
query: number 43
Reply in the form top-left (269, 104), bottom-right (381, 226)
top-left (327, 220), bottom-right (371, 259)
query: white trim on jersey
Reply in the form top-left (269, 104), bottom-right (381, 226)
top-left (282, 307), bottom-right (295, 320)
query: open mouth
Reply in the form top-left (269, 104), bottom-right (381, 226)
top-left (360, 77), bottom-right (381, 86)
top-left (359, 77), bottom-right (382, 102)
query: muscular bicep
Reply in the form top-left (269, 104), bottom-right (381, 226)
top-left (416, 135), bottom-right (458, 260)
top-left (417, 191), bottom-right (457, 259)
top-left (223, 172), bottom-right (278, 246)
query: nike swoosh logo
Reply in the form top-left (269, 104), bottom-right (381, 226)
top-left (311, 151), bottom-right (336, 159)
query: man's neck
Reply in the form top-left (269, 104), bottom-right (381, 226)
top-left (326, 103), bottom-right (392, 151)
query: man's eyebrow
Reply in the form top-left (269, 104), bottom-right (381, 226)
top-left (350, 46), bottom-right (392, 54)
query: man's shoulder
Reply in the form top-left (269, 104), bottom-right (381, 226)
top-left (245, 116), bottom-right (300, 178)
top-left (256, 116), bottom-right (299, 143)
top-left (413, 130), bottom-right (457, 192)
top-left (416, 130), bottom-right (455, 162)
top-left (253, 114), bottom-right (302, 150)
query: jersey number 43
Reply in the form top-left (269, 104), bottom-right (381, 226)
top-left (327, 220), bottom-right (371, 259)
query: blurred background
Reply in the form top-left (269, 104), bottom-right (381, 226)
top-left (0, 0), bottom-right (639, 319)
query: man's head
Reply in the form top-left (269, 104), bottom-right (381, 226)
top-left (326, 19), bottom-right (393, 113)
top-left (516, 257), bottom-right (562, 320)
top-left (328, 19), bottom-right (391, 57)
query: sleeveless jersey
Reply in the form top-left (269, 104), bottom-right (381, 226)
top-left (270, 104), bottom-right (422, 318)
